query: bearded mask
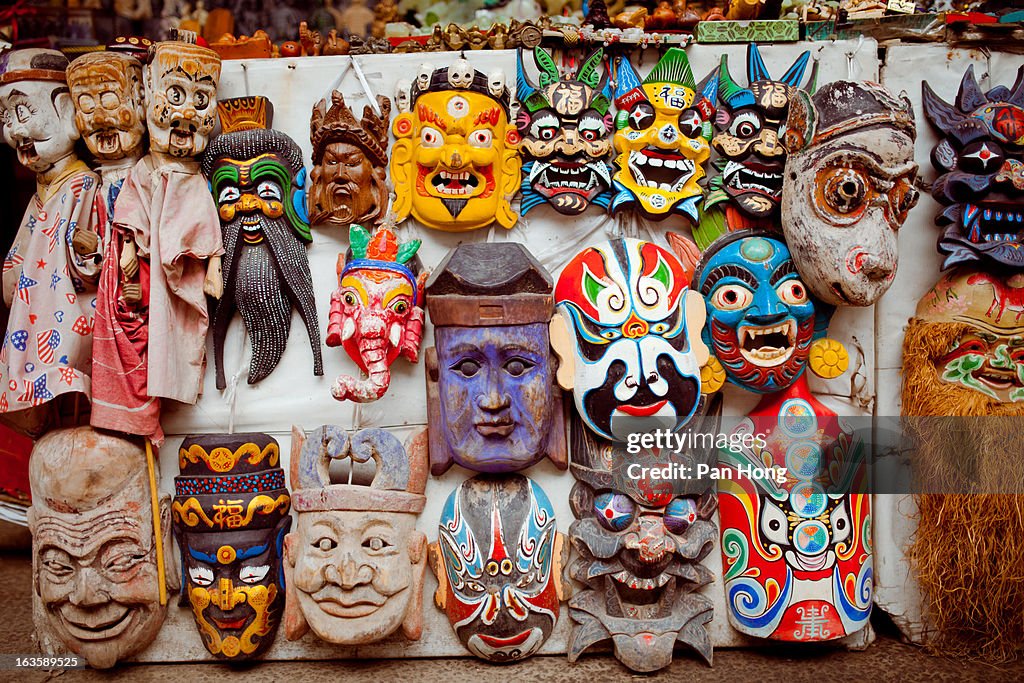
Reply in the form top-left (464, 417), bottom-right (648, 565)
top-left (566, 403), bottom-right (720, 672)
top-left (551, 238), bottom-right (707, 442)
top-left (203, 96), bottom-right (323, 390)
top-left (144, 41), bottom-right (221, 158)
top-left (326, 225), bottom-right (426, 403)
top-left (610, 48), bottom-right (717, 223)
top-left (781, 81), bottom-right (918, 307)
top-left (67, 52), bottom-right (146, 162)
top-left (424, 242), bottom-right (567, 475)
top-left (922, 65), bottom-right (1024, 270)
top-left (283, 425), bottom-right (428, 646)
top-left (27, 427), bottom-right (175, 670)
top-left (516, 47), bottom-right (613, 216)
top-left (309, 91), bottom-right (391, 228)
top-left (391, 57), bottom-right (521, 232)
top-left (431, 474), bottom-right (566, 663)
top-left (706, 44), bottom-right (815, 222)
top-left (172, 433), bottom-right (292, 659)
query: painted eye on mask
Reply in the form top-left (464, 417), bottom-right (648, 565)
top-left (664, 496), bottom-right (699, 535)
top-left (453, 358), bottom-right (481, 377)
top-left (218, 186), bottom-right (240, 204)
top-left (194, 91), bottom-right (209, 110)
top-left (958, 140), bottom-right (1005, 175)
top-left (167, 85), bottom-right (186, 106)
top-left (628, 102), bottom-right (655, 131)
top-left (315, 537), bottom-right (338, 552)
top-left (504, 357), bottom-right (534, 377)
top-left (363, 536), bottom-right (393, 552)
top-left (776, 280), bottom-right (808, 305)
top-left (257, 181), bottom-right (282, 201)
top-left (189, 565), bottom-right (215, 587)
top-left (468, 129), bottom-right (493, 147)
top-left (391, 298), bottom-right (410, 315)
top-left (830, 502), bottom-right (851, 545)
top-left (760, 502), bottom-right (789, 546)
top-left (823, 168), bottom-right (868, 214)
top-left (579, 113), bottom-right (606, 141)
top-left (729, 110), bottom-right (762, 139)
top-left (342, 290), bottom-right (359, 306)
top-left (678, 109), bottom-right (703, 138)
top-left (239, 564), bottom-right (270, 584)
top-left (421, 126), bottom-right (443, 147)
top-left (593, 491), bottom-right (636, 531)
top-left (530, 112), bottom-right (559, 141)
top-left (711, 284), bottom-right (753, 311)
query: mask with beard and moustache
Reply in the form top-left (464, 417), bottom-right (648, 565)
top-left (903, 267), bottom-right (1024, 660)
top-left (202, 96), bottom-right (323, 389)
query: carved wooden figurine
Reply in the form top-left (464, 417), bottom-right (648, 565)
top-left (28, 427), bottom-right (175, 669)
top-left (172, 433), bottom-right (291, 659)
top-left (0, 49), bottom-right (104, 415)
top-left (425, 242), bottom-right (567, 475)
top-left (284, 425), bottom-right (428, 645)
top-left (431, 474), bottom-right (567, 662)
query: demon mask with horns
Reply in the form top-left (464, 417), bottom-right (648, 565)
top-left (923, 65), bottom-right (1024, 270)
top-left (516, 47), bottom-right (613, 216)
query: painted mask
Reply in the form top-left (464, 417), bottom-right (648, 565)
top-left (283, 425), bottom-right (428, 645)
top-left (326, 225), bottom-right (426, 403)
top-left (781, 80), bottom-right (918, 307)
top-left (0, 49), bottom-right (79, 174)
top-left (516, 47), bottom-right (614, 216)
top-left (309, 91), bottom-right (391, 227)
top-left (203, 96), bottom-right (323, 390)
top-left (424, 242), bottom-right (567, 474)
top-left (172, 433), bottom-right (292, 659)
top-left (66, 52), bottom-right (146, 162)
top-left (922, 66), bottom-right (1024, 270)
top-left (431, 474), bottom-right (566, 663)
top-left (551, 238), bottom-right (707, 442)
top-left (610, 48), bottom-right (717, 222)
top-left (706, 44), bottom-right (814, 222)
top-left (391, 57), bottom-right (521, 232)
top-left (27, 427), bottom-right (174, 669)
top-left (144, 41), bottom-right (221, 158)
top-left (566, 404), bottom-right (720, 672)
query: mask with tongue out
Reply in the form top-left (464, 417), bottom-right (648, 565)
top-left (923, 65), bottom-right (1024, 270)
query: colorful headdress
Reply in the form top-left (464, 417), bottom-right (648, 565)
top-left (341, 225), bottom-right (424, 306)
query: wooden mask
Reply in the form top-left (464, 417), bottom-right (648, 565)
top-left (172, 433), bottom-right (291, 659)
top-left (144, 41), bottom-right (221, 158)
top-left (391, 57), bottom-right (521, 232)
top-left (67, 52), bottom-right (146, 162)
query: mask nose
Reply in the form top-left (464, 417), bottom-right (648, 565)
top-left (658, 124), bottom-right (679, 145)
top-left (69, 567), bottom-right (108, 607)
top-left (754, 129), bottom-right (783, 157)
top-left (860, 254), bottom-right (892, 281)
top-left (627, 516), bottom-right (672, 564)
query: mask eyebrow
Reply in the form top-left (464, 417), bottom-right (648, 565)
top-left (769, 260), bottom-right (797, 286)
top-left (819, 147), bottom-right (918, 181)
top-left (700, 264), bottom-right (758, 294)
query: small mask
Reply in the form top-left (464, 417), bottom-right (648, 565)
top-left (431, 473), bottom-right (566, 663)
top-left (781, 80), bottom-right (918, 307)
top-left (67, 52), bottom-right (146, 162)
top-left (203, 96), bottom-right (323, 390)
top-left (551, 238), bottom-right (707, 441)
top-left (144, 41), bottom-right (221, 158)
top-left (27, 427), bottom-right (175, 669)
top-left (172, 433), bottom-right (292, 659)
top-left (610, 48), bottom-right (717, 222)
top-left (326, 225), bottom-right (426, 403)
top-left (390, 57), bottom-right (521, 232)
top-left (922, 65), bottom-right (1024, 270)
top-left (309, 91), bottom-right (391, 227)
top-left (516, 47), bottom-right (614, 216)
top-left (283, 426), bottom-right (429, 645)
top-left (424, 242), bottom-right (567, 474)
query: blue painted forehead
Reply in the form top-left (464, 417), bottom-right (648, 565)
top-left (697, 235), bottom-right (792, 289)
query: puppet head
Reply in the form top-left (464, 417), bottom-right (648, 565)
top-left (391, 57), bottom-right (521, 232)
top-left (326, 225), bottom-right (426, 403)
top-left (284, 426), bottom-right (428, 645)
top-left (708, 44), bottom-right (815, 220)
top-left (172, 433), bottom-right (291, 659)
top-left (432, 474), bottom-right (565, 662)
top-left (67, 51), bottom-right (146, 162)
top-left (552, 238), bottom-right (707, 441)
top-left (516, 47), bottom-right (613, 216)
top-left (309, 91), bottom-right (391, 227)
top-left (27, 427), bottom-right (174, 669)
top-left (922, 66), bottom-right (1024, 270)
top-left (425, 242), bottom-right (566, 475)
top-left (144, 40), bottom-right (221, 158)
top-left (610, 48), bottom-right (717, 222)
top-left (781, 80), bottom-right (918, 307)
top-left (0, 49), bottom-right (80, 174)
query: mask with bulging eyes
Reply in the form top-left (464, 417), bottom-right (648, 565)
top-left (67, 52), bottom-right (146, 163)
top-left (144, 41), bottom-right (221, 158)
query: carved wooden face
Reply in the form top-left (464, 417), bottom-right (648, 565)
top-left (309, 140), bottom-right (385, 226)
top-left (145, 43), bottom-right (220, 157)
top-left (0, 80), bottom-right (79, 173)
top-left (67, 54), bottom-right (145, 162)
top-left (434, 475), bottom-right (561, 663)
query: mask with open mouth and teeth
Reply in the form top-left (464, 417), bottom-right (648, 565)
top-left (172, 433), bottom-right (292, 659)
top-left (144, 41), bottom-right (220, 158)
top-left (430, 473), bottom-right (566, 663)
top-left (391, 57), bottom-right (521, 232)
top-left (706, 44), bottom-right (815, 224)
top-left (283, 425), bottom-right (429, 645)
top-left (609, 48), bottom-right (717, 223)
top-left (67, 52), bottom-right (146, 163)
top-left (551, 238), bottom-right (708, 442)
top-left (922, 65), bottom-right (1024, 270)
top-left (516, 47), bottom-right (614, 216)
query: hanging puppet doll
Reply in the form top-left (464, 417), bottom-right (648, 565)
top-left (0, 49), bottom-right (104, 417)
top-left (202, 95), bottom-right (323, 390)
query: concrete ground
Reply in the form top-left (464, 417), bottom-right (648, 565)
top-left (1, 548), bottom-right (1020, 683)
